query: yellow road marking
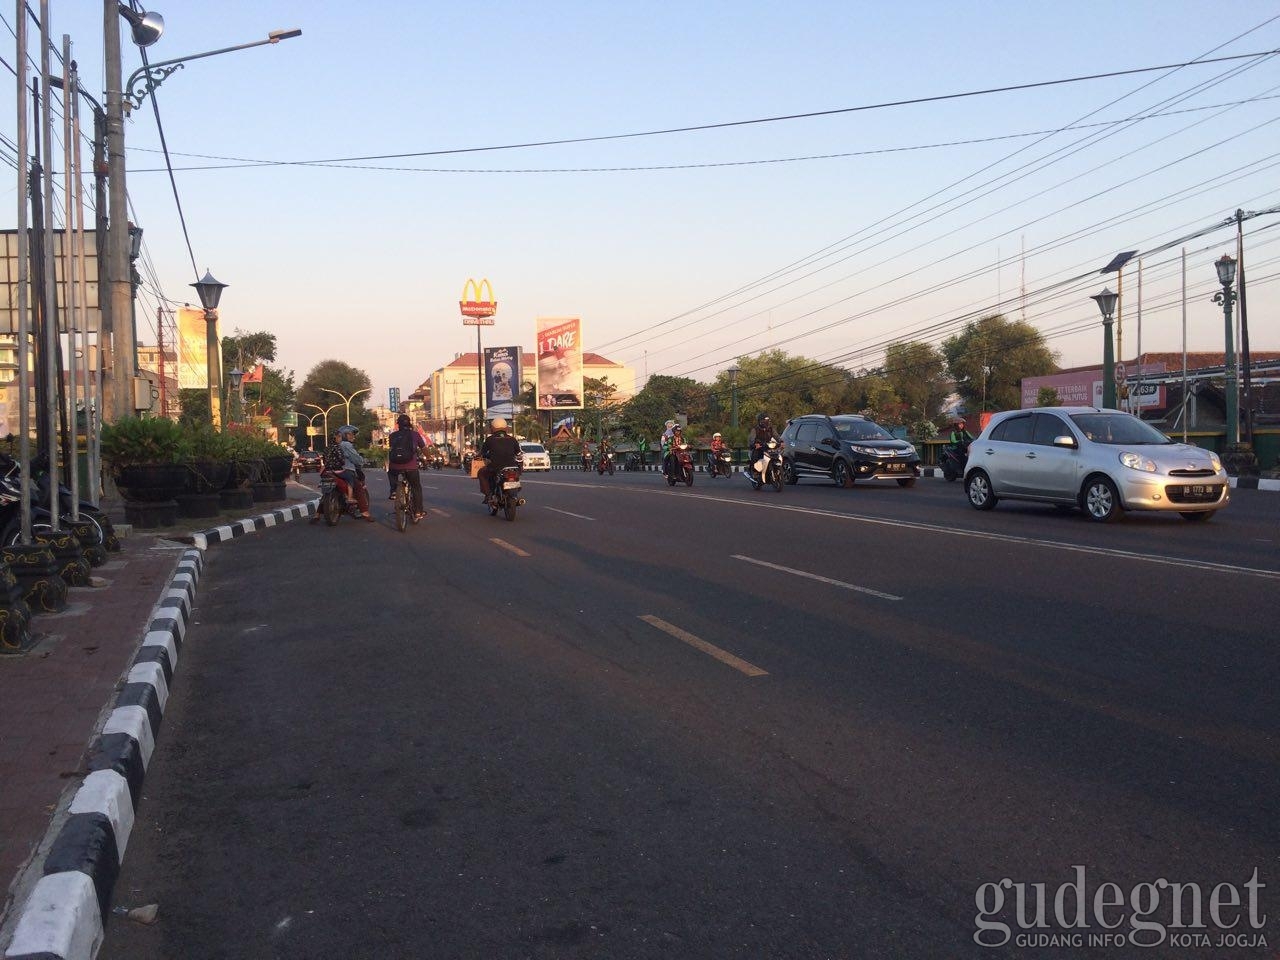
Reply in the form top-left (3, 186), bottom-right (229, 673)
top-left (638, 615), bottom-right (768, 677)
top-left (490, 538), bottom-right (530, 557)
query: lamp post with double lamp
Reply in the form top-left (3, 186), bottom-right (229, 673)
top-left (299, 411), bottom-right (324, 450)
top-left (1090, 288), bottom-right (1119, 409)
top-left (190, 270), bottom-right (227, 427)
top-left (319, 386), bottom-right (372, 432)
top-left (1212, 254), bottom-right (1239, 447)
top-left (304, 402), bottom-right (344, 447)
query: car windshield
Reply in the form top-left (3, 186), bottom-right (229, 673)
top-left (1069, 413), bottom-right (1172, 445)
top-left (831, 417), bottom-right (893, 441)
top-left (521, 444), bottom-right (546, 453)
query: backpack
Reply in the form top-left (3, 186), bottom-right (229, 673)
top-left (388, 429), bottom-right (416, 465)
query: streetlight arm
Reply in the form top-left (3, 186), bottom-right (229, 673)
top-left (124, 30), bottom-right (303, 113)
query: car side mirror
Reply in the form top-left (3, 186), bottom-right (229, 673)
top-left (1052, 435), bottom-right (1078, 449)
top-left (821, 437), bottom-right (838, 447)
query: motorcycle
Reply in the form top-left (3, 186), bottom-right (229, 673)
top-left (318, 469), bottom-right (370, 526)
top-left (939, 443), bottom-right (969, 482)
top-left (581, 451), bottom-right (594, 472)
top-left (664, 442), bottom-right (694, 487)
top-left (431, 451), bottom-right (444, 470)
top-left (0, 452), bottom-right (115, 550)
top-left (705, 448), bottom-right (732, 479)
top-left (749, 438), bottom-right (785, 492)
top-left (596, 451), bottom-right (615, 475)
top-left (624, 452), bottom-right (642, 472)
top-left (488, 464), bottom-right (525, 521)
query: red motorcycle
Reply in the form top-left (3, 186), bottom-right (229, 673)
top-left (664, 442), bottom-right (694, 487)
top-left (318, 469), bottom-right (370, 525)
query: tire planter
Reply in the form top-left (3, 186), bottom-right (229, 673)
top-left (124, 499), bottom-right (179, 529)
top-left (115, 463), bottom-right (189, 502)
top-left (264, 454), bottom-right (296, 483)
top-left (185, 460), bottom-right (232, 495)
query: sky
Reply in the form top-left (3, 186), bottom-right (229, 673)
top-left (5, 1), bottom-right (1280, 411)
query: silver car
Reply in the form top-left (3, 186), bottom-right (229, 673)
top-left (963, 406), bottom-right (1229, 523)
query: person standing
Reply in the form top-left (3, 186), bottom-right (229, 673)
top-left (637, 435), bottom-right (649, 468)
top-left (387, 413), bottom-right (427, 521)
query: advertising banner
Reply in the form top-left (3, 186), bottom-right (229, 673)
top-left (484, 345), bottom-right (521, 417)
top-left (176, 306), bottom-right (209, 389)
top-left (536, 316), bottom-right (583, 410)
top-left (1021, 364), bottom-right (1166, 410)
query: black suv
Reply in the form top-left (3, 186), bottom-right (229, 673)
top-left (780, 414), bottom-right (921, 487)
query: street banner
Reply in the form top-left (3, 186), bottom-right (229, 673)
top-left (176, 306), bottom-right (209, 389)
top-left (484, 345), bottom-right (521, 418)
top-left (536, 316), bottom-right (583, 409)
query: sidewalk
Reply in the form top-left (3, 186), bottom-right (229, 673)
top-left (0, 481), bottom-right (318, 937)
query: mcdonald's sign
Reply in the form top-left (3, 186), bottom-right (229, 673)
top-left (460, 277), bottom-right (497, 325)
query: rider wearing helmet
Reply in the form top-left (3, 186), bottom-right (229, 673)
top-left (949, 416), bottom-right (974, 449)
top-left (710, 431), bottom-right (726, 455)
top-left (335, 425), bottom-right (373, 521)
top-left (387, 413), bottom-right (426, 520)
top-left (662, 423), bottom-right (686, 478)
top-left (478, 417), bottom-right (521, 504)
top-left (748, 414), bottom-right (776, 472)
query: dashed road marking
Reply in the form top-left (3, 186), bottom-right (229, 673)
top-left (545, 506), bottom-right (595, 521)
top-left (639, 614), bottom-right (768, 677)
top-left (732, 555), bottom-right (902, 601)
top-left (490, 538), bottom-right (530, 557)
top-left (430, 508), bottom-right (450, 518)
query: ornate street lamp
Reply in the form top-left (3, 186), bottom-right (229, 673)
top-left (1212, 254), bottom-right (1239, 446)
top-left (191, 270), bottom-right (228, 427)
top-left (229, 367), bottom-right (244, 423)
top-left (1090, 288), bottom-right (1119, 409)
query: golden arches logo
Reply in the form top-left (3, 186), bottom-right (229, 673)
top-left (460, 277), bottom-right (497, 318)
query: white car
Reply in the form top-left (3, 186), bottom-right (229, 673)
top-left (519, 442), bottom-right (551, 471)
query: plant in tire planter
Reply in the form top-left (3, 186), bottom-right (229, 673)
top-left (101, 416), bottom-right (191, 502)
top-left (183, 426), bottom-right (234, 494)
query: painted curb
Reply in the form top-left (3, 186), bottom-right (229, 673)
top-left (190, 498), bottom-right (318, 550)
top-left (3, 549), bottom-right (202, 960)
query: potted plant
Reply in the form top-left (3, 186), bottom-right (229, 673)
top-left (101, 416), bottom-right (190, 502)
top-left (183, 426), bottom-right (233, 494)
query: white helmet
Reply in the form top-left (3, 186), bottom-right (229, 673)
top-left (713, 432), bottom-right (722, 438)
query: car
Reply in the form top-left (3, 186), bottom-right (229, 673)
top-left (780, 414), bottom-right (921, 487)
top-left (962, 406), bottom-right (1229, 523)
top-left (293, 449), bottom-right (322, 473)
top-left (519, 441), bottom-right (551, 471)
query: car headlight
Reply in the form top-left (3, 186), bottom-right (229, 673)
top-left (1209, 452), bottom-right (1222, 472)
top-left (1119, 451), bottom-right (1157, 473)
top-left (850, 445), bottom-right (878, 456)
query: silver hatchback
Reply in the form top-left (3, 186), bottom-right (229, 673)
top-left (963, 407), bottom-right (1229, 523)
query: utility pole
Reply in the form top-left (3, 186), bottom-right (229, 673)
top-left (104, 0), bottom-right (135, 421)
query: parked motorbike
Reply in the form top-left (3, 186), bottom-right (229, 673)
top-left (0, 452), bottom-right (114, 549)
top-left (597, 451), bottom-right (615, 475)
top-left (625, 453), bottom-right (642, 472)
top-left (488, 464), bottom-right (525, 521)
top-left (706, 449), bottom-right (732, 479)
top-left (939, 443), bottom-right (969, 482)
top-left (664, 442), bottom-right (695, 487)
top-left (749, 438), bottom-right (784, 492)
top-left (318, 469), bottom-right (369, 526)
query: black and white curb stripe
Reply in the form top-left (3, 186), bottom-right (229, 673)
top-left (1229, 476), bottom-right (1280, 491)
top-left (191, 498), bottom-right (318, 549)
top-left (3, 550), bottom-right (202, 960)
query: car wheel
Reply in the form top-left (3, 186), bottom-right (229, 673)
top-left (896, 477), bottom-right (916, 488)
top-left (1180, 510), bottom-right (1213, 522)
top-left (783, 459), bottom-right (799, 485)
top-left (1082, 475), bottom-right (1124, 523)
top-left (965, 470), bottom-right (997, 511)
top-left (833, 459), bottom-right (854, 489)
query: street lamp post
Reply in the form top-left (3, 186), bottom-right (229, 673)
top-left (229, 367), bottom-right (244, 423)
top-left (728, 364), bottom-right (740, 430)
top-left (1212, 254), bottom-right (1239, 447)
top-left (304, 401), bottom-right (343, 445)
top-left (1090, 288), bottom-right (1119, 409)
top-left (299, 410), bottom-right (324, 450)
top-left (190, 270), bottom-right (227, 427)
top-left (318, 386), bottom-right (372, 430)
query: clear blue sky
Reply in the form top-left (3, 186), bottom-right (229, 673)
top-left (8, 1), bottom-right (1280, 408)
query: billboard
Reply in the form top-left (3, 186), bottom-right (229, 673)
top-left (176, 306), bottom-right (209, 389)
top-left (0, 229), bottom-right (101, 334)
top-left (536, 316), bottom-right (583, 409)
top-left (1021, 363), bottom-right (1166, 410)
top-left (484, 345), bottom-right (521, 418)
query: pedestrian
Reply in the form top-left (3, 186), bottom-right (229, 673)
top-left (638, 435), bottom-right (648, 467)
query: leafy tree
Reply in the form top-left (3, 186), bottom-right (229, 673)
top-left (942, 314), bottom-right (1057, 413)
top-left (221, 330), bottom-right (277, 372)
top-left (298, 360), bottom-right (375, 438)
top-left (179, 388), bottom-right (211, 428)
top-left (708, 350), bottom-right (854, 431)
top-left (619, 375), bottom-right (705, 440)
top-left (1036, 387), bottom-right (1062, 407)
top-left (884, 341), bottom-right (950, 424)
top-left (583, 376), bottom-right (620, 440)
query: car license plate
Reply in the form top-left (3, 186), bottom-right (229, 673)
top-left (503, 481), bottom-right (521, 491)
top-left (886, 463), bottom-right (903, 471)
top-left (1188, 484), bottom-right (1206, 495)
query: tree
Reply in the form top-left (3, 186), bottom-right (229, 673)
top-left (1036, 387), bottom-right (1062, 407)
top-left (619, 375), bottom-right (704, 440)
top-left (707, 350), bottom-right (854, 432)
top-left (221, 329), bottom-right (277, 373)
top-left (884, 341), bottom-right (950, 424)
top-left (583, 376), bottom-right (620, 440)
top-left (298, 360), bottom-right (375, 438)
top-left (942, 314), bottom-right (1057, 413)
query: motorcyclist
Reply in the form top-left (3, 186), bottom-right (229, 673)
top-left (580, 438), bottom-right (593, 470)
top-left (748, 414), bottom-right (777, 473)
top-left (478, 417), bottom-right (522, 504)
top-left (597, 436), bottom-right (613, 468)
top-left (663, 424), bottom-right (686, 478)
top-left (335, 425), bottom-right (373, 521)
top-left (949, 417), bottom-right (975, 451)
top-left (709, 431), bottom-right (728, 475)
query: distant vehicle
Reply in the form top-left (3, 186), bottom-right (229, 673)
top-left (519, 442), bottom-right (551, 471)
top-left (293, 449), bottom-right (322, 474)
top-left (780, 414), bottom-right (920, 487)
top-left (964, 406), bottom-right (1229, 523)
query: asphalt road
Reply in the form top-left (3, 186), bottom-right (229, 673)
top-left (100, 468), bottom-right (1279, 959)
